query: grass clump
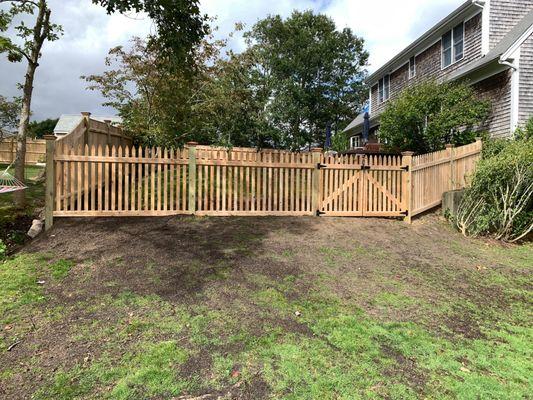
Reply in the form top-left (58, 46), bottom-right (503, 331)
top-left (0, 254), bottom-right (75, 351)
top-left (36, 341), bottom-right (190, 400)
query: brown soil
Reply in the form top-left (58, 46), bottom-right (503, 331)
top-left (1, 213), bottom-right (526, 399)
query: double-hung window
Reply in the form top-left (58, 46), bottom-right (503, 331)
top-left (378, 74), bottom-right (390, 103)
top-left (350, 136), bottom-right (361, 148)
top-left (442, 22), bottom-right (464, 68)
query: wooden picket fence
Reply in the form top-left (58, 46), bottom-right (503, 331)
top-left (43, 137), bottom-right (483, 229)
top-left (410, 141), bottom-right (482, 217)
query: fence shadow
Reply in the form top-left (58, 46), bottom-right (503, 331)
top-left (28, 216), bottom-right (319, 301)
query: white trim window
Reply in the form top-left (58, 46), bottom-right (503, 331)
top-left (378, 74), bottom-right (390, 103)
top-left (442, 22), bottom-right (464, 68)
top-left (350, 136), bottom-right (362, 149)
top-left (409, 56), bottom-right (416, 79)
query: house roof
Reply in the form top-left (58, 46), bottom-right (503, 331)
top-left (367, 0), bottom-right (481, 86)
top-left (54, 114), bottom-right (122, 135)
top-left (343, 112), bottom-right (381, 134)
top-left (447, 8), bottom-right (533, 81)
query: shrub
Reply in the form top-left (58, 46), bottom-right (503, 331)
top-left (378, 81), bottom-right (490, 154)
top-left (331, 130), bottom-right (350, 153)
top-left (455, 134), bottom-right (533, 242)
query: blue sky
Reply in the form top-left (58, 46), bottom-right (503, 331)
top-left (0, 0), bottom-right (464, 121)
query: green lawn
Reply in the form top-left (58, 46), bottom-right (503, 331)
top-left (0, 215), bottom-right (531, 399)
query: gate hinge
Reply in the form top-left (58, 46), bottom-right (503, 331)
top-left (400, 210), bottom-right (408, 216)
top-left (317, 163), bottom-right (327, 169)
top-left (316, 210), bottom-right (326, 216)
top-left (401, 165), bottom-right (409, 171)
top-left (361, 165), bottom-right (371, 170)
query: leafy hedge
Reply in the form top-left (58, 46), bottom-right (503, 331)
top-left (454, 131), bottom-right (533, 242)
top-left (379, 81), bottom-right (490, 154)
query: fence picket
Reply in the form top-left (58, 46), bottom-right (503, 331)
top-left (47, 141), bottom-right (481, 222)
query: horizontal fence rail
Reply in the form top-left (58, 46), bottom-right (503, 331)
top-left (0, 138), bottom-right (46, 165)
top-left (43, 138), bottom-right (483, 229)
top-left (319, 153), bottom-right (407, 217)
top-left (410, 140), bottom-right (482, 217)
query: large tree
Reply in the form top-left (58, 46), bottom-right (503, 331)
top-left (244, 10), bottom-right (368, 150)
top-left (83, 32), bottom-right (226, 147)
top-left (92, 0), bottom-right (208, 66)
top-left (87, 11), bottom-right (369, 150)
top-left (192, 48), bottom-right (274, 148)
top-left (0, 0), bottom-right (62, 207)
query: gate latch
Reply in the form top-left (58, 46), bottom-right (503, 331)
top-left (360, 165), bottom-right (371, 170)
top-left (317, 163), bottom-right (328, 169)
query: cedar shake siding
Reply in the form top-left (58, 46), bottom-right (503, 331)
top-left (489, 0), bottom-right (533, 50)
top-left (345, 2), bottom-right (533, 142)
top-left (371, 12), bottom-right (483, 116)
top-left (519, 32), bottom-right (533, 125)
top-left (475, 70), bottom-right (512, 138)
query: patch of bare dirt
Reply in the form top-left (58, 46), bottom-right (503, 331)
top-left (380, 342), bottom-right (428, 394)
top-left (1, 212), bottom-right (526, 398)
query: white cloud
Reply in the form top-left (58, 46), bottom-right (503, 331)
top-left (0, 0), bottom-right (465, 120)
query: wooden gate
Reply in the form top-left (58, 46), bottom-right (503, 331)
top-left (318, 154), bottom-right (407, 217)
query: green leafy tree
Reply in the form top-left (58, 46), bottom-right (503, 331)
top-left (192, 47), bottom-right (274, 148)
top-left (244, 10), bottom-right (368, 150)
top-left (378, 81), bottom-right (490, 154)
top-left (0, 0), bottom-right (62, 207)
top-left (83, 33), bottom-right (226, 147)
top-left (92, 0), bottom-right (208, 66)
top-left (28, 117), bottom-right (57, 138)
top-left (87, 12), bottom-right (369, 150)
top-left (0, 95), bottom-right (20, 138)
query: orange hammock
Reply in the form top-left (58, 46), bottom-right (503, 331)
top-left (0, 166), bottom-right (27, 194)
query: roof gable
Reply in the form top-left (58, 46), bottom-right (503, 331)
top-left (367, 0), bottom-right (482, 85)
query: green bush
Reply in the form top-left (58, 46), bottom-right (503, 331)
top-left (455, 133), bottom-right (533, 242)
top-left (331, 130), bottom-right (350, 153)
top-left (379, 81), bottom-right (490, 154)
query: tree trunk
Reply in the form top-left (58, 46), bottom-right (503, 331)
top-left (13, 0), bottom-right (50, 208)
top-left (13, 63), bottom-right (36, 208)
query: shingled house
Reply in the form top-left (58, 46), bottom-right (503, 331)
top-left (344, 0), bottom-right (533, 149)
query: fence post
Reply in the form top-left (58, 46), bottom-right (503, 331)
top-left (475, 137), bottom-right (483, 153)
top-left (44, 135), bottom-right (56, 231)
top-left (188, 142), bottom-right (197, 214)
top-left (81, 112), bottom-right (91, 146)
top-left (311, 147), bottom-right (323, 216)
top-left (446, 144), bottom-right (456, 191)
top-left (104, 120), bottom-right (112, 149)
top-left (401, 151), bottom-right (414, 223)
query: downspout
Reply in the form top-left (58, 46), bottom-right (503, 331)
top-left (499, 55), bottom-right (520, 133)
top-left (472, 0), bottom-right (490, 55)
